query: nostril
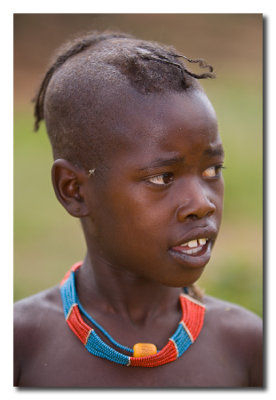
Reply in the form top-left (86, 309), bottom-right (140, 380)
top-left (186, 214), bottom-right (199, 221)
top-left (206, 210), bottom-right (214, 217)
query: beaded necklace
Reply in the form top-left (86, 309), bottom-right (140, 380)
top-left (60, 262), bottom-right (205, 367)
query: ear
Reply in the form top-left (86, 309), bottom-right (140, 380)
top-left (51, 159), bottom-right (90, 217)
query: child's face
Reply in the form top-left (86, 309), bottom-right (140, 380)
top-left (86, 90), bottom-right (224, 287)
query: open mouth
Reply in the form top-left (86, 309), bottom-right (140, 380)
top-left (171, 238), bottom-right (209, 257)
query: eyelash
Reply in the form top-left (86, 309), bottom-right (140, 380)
top-left (146, 165), bottom-right (225, 187)
top-left (147, 172), bottom-right (174, 186)
top-left (202, 164), bottom-right (225, 179)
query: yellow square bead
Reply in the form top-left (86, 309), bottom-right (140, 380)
top-left (133, 343), bottom-right (157, 357)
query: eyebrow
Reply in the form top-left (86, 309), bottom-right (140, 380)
top-left (203, 146), bottom-right (225, 158)
top-left (138, 155), bottom-right (185, 171)
top-left (137, 146), bottom-right (224, 172)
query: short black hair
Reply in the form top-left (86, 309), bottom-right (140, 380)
top-left (34, 31), bottom-right (215, 168)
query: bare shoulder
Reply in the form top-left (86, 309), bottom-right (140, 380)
top-left (14, 285), bottom-right (62, 330)
top-left (203, 295), bottom-right (263, 386)
top-left (14, 285), bottom-right (63, 342)
top-left (204, 295), bottom-right (262, 328)
top-left (14, 286), bottom-right (63, 384)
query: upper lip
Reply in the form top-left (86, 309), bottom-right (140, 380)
top-left (170, 226), bottom-right (217, 248)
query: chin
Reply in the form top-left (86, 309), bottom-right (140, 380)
top-left (157, 266), bottom-right (206, 288)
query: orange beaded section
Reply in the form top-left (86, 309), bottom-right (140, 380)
top-left (130, 340), bottom-right (177, 367)
top-left (180, 294), bottom-right (205, 341)
top-left (67, 304), bottom-right (92, 345)
top-left (133, 343), bottom-right (157, 357)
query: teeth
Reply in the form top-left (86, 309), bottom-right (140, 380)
top-left (184, 248), bottom-right (201, 255)
top-left (187, 240), bottom-right (198, 248)
top-left (180, 238), bottom-right (207, 248)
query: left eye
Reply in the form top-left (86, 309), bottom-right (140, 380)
top-left (148, 172), bottom-right (174, 186)
top-left (202, 165), bottom-right (224, 178)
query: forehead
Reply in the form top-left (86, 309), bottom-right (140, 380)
top-left (101, 88), bottom-right (221, 162)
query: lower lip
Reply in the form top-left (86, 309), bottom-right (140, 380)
top-left (168, 241), bottom-right (212, 268)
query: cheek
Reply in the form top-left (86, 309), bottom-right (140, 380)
top-left (214, 180), bottom-right (224, 221)
top-left (90, 195), bottom-right (169, 277)
top-left (218, 178), bottom-right (224, 205)
top-left (94, 186), bottom-right (169, 252)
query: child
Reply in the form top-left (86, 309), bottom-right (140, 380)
top-left (14, 31), bottom-right (262, 387)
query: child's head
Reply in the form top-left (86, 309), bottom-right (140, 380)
top-left (34, 31), bottom-right (214, 169)
top-left (34, 31), bottom-right (224, 287)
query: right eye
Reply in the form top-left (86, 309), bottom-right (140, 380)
top-left (147, 172), bottom-right (174, 186)
top-left (202, 164), bottom-right (225, 179)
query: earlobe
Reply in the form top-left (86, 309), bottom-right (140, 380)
top-left (51, 159), bottom-right (89, 217)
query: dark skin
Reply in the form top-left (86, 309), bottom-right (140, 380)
top-left (14, 89), bottom-right (262, 387)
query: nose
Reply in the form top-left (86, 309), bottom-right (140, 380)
top-left (176, 178), bottom-right (216, 222)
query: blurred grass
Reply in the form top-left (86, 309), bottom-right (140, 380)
top-left (14, 113), bottom-right (86, 299)
top-left (14, 71), bottom-right (262, 317)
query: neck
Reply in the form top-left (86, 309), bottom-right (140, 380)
top-left (76, 252), bottom-right (183, 325)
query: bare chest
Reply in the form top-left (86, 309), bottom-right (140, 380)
top-left (18, 326), bottom-right (248, 388)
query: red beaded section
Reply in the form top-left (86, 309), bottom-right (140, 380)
top-left (180, 295), bottom-right (205, 341)
top-left (67, 304), bottom-right (92, 345)
top-left (130, 339), bottom-right (177, 367)
top-left (60, 261), bottom-right (82, 287)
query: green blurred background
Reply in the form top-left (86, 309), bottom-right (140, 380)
top-left (14, 14), bottom-right (263, 316)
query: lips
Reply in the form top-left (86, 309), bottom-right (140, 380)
top-left (171, 225), bottom-right (217, 249)
top-left (172, 238), bottom-right (208, 256)
top-left (168, 226), bottom-right (217, 268)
